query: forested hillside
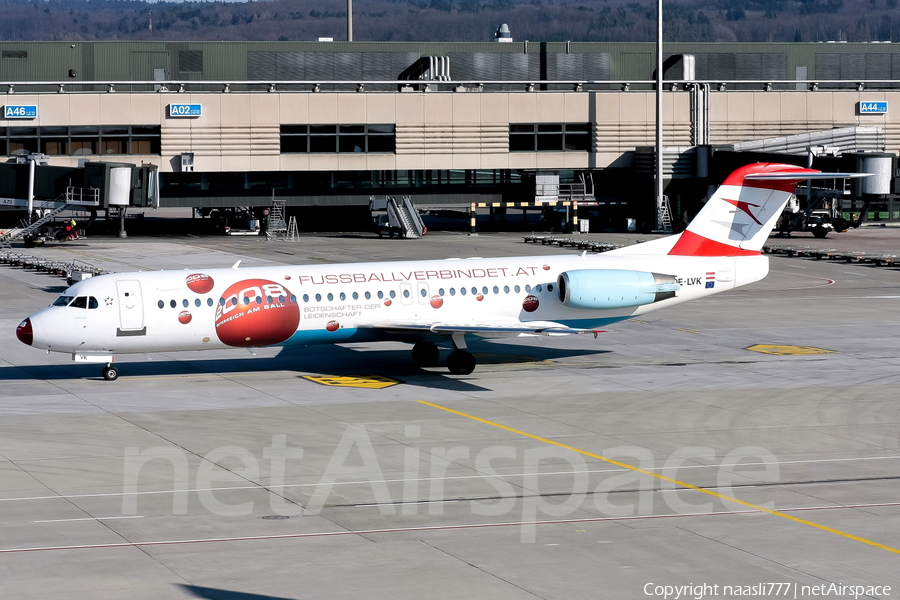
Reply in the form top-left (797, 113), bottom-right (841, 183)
top-left (0, 0), bottom-right (896, 43)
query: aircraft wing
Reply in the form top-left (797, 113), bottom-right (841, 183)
top-left (371, 319), bottom-right (603, 336)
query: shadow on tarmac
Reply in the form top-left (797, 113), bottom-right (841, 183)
top-left (0, 340), bottom-right (606, 391)
top-left (178, 585), bottom-right (297, 600)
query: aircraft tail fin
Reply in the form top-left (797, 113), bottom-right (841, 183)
top-left (667, 163), bottom-right (864, 257)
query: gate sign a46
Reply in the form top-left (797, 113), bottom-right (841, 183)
top-left (3, 105), bottom-right (38, 119)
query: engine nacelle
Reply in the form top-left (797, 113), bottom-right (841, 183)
top-left (557, 269), bottom-right (680, 310)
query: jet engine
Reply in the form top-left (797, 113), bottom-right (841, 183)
top-left (557, 269), bottom-right (680, 310)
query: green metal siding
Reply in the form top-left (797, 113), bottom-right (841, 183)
top-left (3, 41), bottom-right (900, 83)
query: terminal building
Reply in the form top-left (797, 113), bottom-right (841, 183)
top-left (2, 40), bottom-right (900, 230)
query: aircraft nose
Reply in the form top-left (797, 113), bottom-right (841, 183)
top-left (16, 318), bottom-right (33, 346)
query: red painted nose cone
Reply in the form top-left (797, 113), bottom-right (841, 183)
top-left (16, 318), bottom-right (33, 345)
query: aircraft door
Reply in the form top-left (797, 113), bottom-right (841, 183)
top-left (416, 282), bottom-right (430, 304)
top-left (116, 280), bottom-right (145, 332)
top-left (399, 283), bottom-right (413, 306)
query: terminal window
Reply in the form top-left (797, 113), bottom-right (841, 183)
top-left (509, 123), bottom-right (591, 152)
top-left (0, 125), bottom-right (160, 156)
top-left (280, 124), bottom-right (396, 154)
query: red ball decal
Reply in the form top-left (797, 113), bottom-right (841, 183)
top-left (285, 275), bottom-right (291, 280)
top-left (178, 310), bottom-right (192, 324)
top-left (542, 264), bottom-right (551, 271)
top-left (430, 295), bottom-right (443, 309)
top-left (522, 295), bottom-right (539, 312)
top-left (215, 278), bottom-right (300, 347)
top-left (476, 293), bottom-right (484, 302)
top-left (326, 320), bottom-right (340, 332)
top-left (384, 298), bottom-right (392, 306)
top-left (186, 273), bottom-right (215, 294)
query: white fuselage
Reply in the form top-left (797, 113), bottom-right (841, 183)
top-left (20, 252), bottom-right (769, 357)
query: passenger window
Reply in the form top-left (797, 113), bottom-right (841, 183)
top-left (390, 290), bottom-right (396, 298)
top-left (339, 292), bottom-right (346, 301)
top-left (219, 298), bottom-right (226, 306)
top-left (403, 289), bottom-right (410, 298)
top-left (438, 288), bottom-right (445, 296)
top-left (303, 294), bottom-right (309, 303)
top-left (515, 285), bottom-right (521, 293)
top-left (170, 299), bottom-right (177, 308)
top-left (504, 286), bottom-right (510, 294)
top-left (420, 288), bottom-right (427, 297)
top-left (255, 295), bottom-right (262, 304)
top-left (524, 285), bottom-right (531, 293)
top-left (53, 295), bottom-right (75, 307)
top-left (315, 293), bottom-right (322, 302)
top-left (460, 287), bottom-right (467, 296)
top-left (278, 295), bottom-right (285, 303)
top-left (183, 299), bottom-right (189, 308)
top-left (471, 287), bottom-right (477, 295)
top-left (266, 295), bottom-right (273, 304)
top-left (365, 291), bottom-right (371, 300)
top-left (482, 286), bottom-right (489, 295)
top-left (352, 292), bottom-right (359, 300)
top-left (88, 297), bottom-right (99, 309)
top-left (194, 299), bottom-right (201, 307)
top-left (290, 295), bottom-right (297, 303)
top-left (70, 296), bottom-right (88, 309)
top-left (536, 284), bottom-right (543, 292)
top-left (547, 284), bottom-right (554, 292)
top-left (450, 288), bottom-right (456, 296)
top-left (327, 293), bottom-right (334, 302)
top-left (158, 300), bottom-right (164, 309)
top-left (377, 291), bottom-right (384, 299)
top-left (493, 286), bottom-right (499, 294)
top-left (207, 298), bottom-right (214, 307)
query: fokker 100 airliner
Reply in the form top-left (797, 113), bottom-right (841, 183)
top-left (16, 163), bottom-right (864, 380)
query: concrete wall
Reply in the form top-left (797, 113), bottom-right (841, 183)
top-left (3, 89), bottom-right (898, 173)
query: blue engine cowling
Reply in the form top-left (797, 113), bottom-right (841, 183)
top-left (557, 269), bottom-right (680, 310)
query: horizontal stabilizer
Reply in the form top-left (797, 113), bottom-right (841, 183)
top-left (745, 172), bottom-right (871, 180)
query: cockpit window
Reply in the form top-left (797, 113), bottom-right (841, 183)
top-left (70, 296), bottom-right (88, 309)
top-left (88, 296), bottom-right (99, 309)
top-left (52, 295), bottom-right (75, 307)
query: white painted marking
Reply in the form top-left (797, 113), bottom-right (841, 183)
top-left (34, 516), bottom-right (145, 524)
top-left (2, 501), bottom-right (899, 554)
top-left (3, 455), bottom-right (899, 504)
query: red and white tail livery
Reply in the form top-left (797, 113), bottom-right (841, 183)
top-left (15, 163), bottom-right (867, 379)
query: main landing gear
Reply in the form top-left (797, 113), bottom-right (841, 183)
top-left (410, 337), bottom-right (477, 375)
top-left (102, 363), bottom-right (119, 381)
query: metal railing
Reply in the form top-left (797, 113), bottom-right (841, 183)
top-left (4, 79), bottom-right (900, 94)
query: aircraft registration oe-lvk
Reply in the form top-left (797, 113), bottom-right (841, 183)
top-left (15, 163), bottom-right (867, 381)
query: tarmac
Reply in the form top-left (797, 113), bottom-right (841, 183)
top-left (1, 226), bottom-right (899, 600)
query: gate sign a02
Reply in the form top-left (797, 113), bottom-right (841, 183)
top-left (168, 103), bottom-right (202, 118)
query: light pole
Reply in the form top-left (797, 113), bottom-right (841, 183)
top-left (655, 0), bottom-right (664, 230)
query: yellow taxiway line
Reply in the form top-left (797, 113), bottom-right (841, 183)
top-left (417, 399), bottom-right (900, 556)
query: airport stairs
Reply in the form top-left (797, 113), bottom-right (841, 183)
top-left (0, 187), bottom-right (99, 247)
top-left (267, 200), bottom-right (288, 240)
top-left (386, 196), bottom-right (426, 238)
